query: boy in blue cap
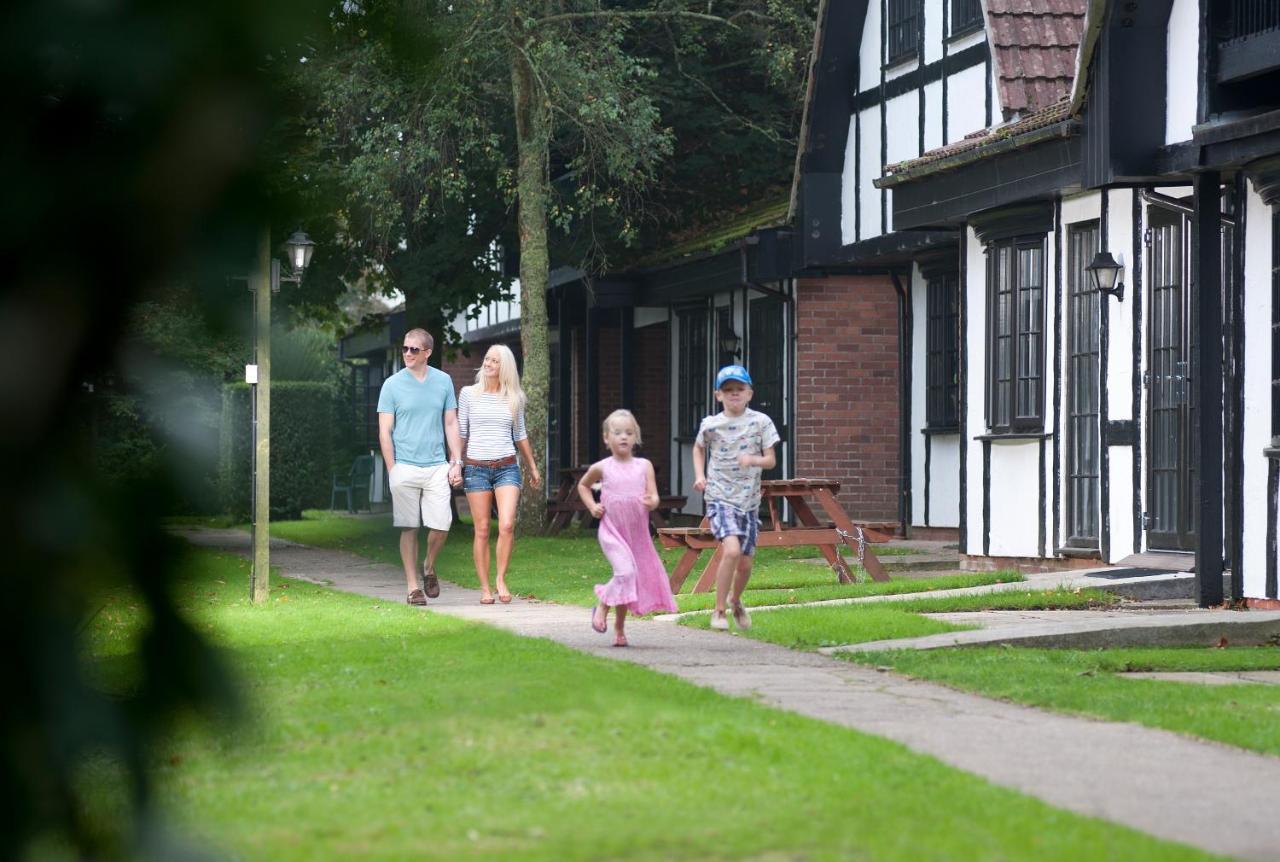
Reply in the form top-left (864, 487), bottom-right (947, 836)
top-left (692, 364), bottom-right (780, 630)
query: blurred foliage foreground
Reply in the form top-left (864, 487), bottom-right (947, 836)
top-left (0, 0), bottom-right (332, 856)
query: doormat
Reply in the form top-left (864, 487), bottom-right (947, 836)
top-left (1086, 567), bottom-right (1185, 580)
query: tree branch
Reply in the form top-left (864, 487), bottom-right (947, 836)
top-left (530, 9), bottom-right (740, 29)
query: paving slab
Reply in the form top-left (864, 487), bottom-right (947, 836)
top-left (824, 608), bottom-right (1280, 652)
top-left (1121, 671), bottom-right (1280, 686)
top-left (176, 527), bottom-right (1280, 862)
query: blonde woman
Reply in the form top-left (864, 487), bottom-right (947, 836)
top-left (457, 344), bottom-right (542, 603)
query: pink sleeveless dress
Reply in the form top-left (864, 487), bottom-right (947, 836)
top-left (594, 456), bottom-right (678, 614)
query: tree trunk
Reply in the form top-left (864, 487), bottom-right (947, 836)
top-left (512, 45), bottom-right (551, 534)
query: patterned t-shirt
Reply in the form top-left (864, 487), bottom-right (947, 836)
top-left (695, 408), bottom-right (780, 511)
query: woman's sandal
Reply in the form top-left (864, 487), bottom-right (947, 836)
top-left (480, 594), bottom-right (496, 605)
top-left (591, 603), bottom-right (608, 634)
top-left (496, 580), bottom-right (512, 603)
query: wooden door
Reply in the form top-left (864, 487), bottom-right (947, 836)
top-left (748, 295), bottom-right (786, 480)
top-left (1147, 207), bottom-right (1196, 551)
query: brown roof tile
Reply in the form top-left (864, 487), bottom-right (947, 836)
top-left (987, 0), bottom-right (1087, 116)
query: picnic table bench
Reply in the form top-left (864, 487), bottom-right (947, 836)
top-left (657, 479), bottom-right (894, 593)
top-left (545, 466), bottom-right (687, 534)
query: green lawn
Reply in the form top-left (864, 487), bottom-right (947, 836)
top-left (844, 646), bottom-right (1280, 757)
top-left (678, 587), bottom-right (1115, 647)
top-left (84, 549), bottom-right (1221, 861)
top-left (265, 511), bottom-right (991, 608)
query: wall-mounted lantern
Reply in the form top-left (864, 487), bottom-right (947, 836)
top-left (1086, 250), bottom-right (1125, 302)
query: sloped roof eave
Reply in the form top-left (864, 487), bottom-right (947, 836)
top-left (875, 117), bottom-right (1080, 189)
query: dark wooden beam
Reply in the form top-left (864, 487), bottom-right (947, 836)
top-left (1193, 171), bottom-right (1224, 607)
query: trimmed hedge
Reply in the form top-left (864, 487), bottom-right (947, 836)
top-left (219, 382), bottom-right (336, 520)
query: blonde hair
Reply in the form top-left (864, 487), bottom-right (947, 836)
top-left (601, 409), bottom-right (642, 447)
top-left (472, 344), bottom-right (526, 418)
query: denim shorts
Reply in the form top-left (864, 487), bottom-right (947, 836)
top-left (706, 500), bottom-right (760, 556)
top-left (463, 462), bottom-right (523, 493)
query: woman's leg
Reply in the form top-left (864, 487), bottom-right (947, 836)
top-left (466, 490), bottom-right (494, 600)
top-left (493, 484), bottom-right (520, 599)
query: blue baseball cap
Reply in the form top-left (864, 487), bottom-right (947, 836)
top-left (715, 364), bottom-right (753, 389)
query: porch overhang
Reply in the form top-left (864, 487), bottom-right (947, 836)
top-left (1157, 109), bottom-right (1280, 176)
top-left (635, 227), bottom-right (794, 306)
top-left (801, 229), bottom-right (957, 274)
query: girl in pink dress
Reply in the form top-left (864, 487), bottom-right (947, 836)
top-left (577, 409), bottom-right (678, 647)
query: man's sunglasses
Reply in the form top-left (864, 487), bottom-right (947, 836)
top-left (401, 345), bottom-right (426, 354)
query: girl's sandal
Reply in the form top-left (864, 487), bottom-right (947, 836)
top-left (612, 633), bottom-right (628, 648)
top-left (591, 603), bottom-right (608, 634)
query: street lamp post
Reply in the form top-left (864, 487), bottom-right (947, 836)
top-left (249, 228), bottom-right (316, 604)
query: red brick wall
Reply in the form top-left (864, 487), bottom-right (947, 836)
top-left (794, 276), bottom-right (900, 523)
top-left (439, 336), bottom-right (524, 391)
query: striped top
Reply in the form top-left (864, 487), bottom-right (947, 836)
top-left (457, 386), bottom-right (527, 460)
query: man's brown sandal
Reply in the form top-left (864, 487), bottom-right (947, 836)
top-left (422, 563), bottom-right (441, 599)
top-left (406, 588), bottom-right (427, 606)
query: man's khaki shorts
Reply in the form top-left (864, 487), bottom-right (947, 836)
top-left (388, 462), bottom-right (453, 530)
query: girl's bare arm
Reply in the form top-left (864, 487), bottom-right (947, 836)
top-left (641, 459), bottom-right (660, 510)
top-left (577, 462), bottom-right (606, 518)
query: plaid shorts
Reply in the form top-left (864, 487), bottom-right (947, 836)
top-left (706, 500), bottom-right (760, 556)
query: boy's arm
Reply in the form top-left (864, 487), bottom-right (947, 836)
top-left (757, 445), bottom-right (776, 471)
top-left (736, 447), bottom-right (775, 470)
top-left (691, 440), bottom-right (707, 492)
top-left (577, 462), bottom-right (606, 518)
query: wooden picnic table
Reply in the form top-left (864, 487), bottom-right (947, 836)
top-left (657, 479), bottom-right (895, 593)
top-left (545, 466), bottom-right (687, 534)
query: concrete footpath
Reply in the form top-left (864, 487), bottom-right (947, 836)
top-left (178, 528), bottom-right (1280, 862)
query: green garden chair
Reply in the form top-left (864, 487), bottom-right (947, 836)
top-left (330, 454), bottom-right (374, 513)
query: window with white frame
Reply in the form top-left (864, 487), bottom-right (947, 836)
top-left (886, 0), bottom-right (922, 65)
top-left (986, 236), bottom-right (1046, 433)
top-left (951, 0), bottom-right (982, 35)
top-left (926, 272), bottom-right (960, 429)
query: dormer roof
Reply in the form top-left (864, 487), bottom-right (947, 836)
top-left (988, 0), bottom-right (1088, 119)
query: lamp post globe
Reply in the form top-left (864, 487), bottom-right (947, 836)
top-left (283, 229), bottom-right (316, 275)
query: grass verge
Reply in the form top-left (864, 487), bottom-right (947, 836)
top-left (84, 549), bottom-right (1220, 861)
top-left (844, 646), bottom-right (1280, 756)
top-left (264, 511), bottom-right (986, 608)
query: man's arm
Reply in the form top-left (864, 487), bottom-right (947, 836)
top-left (378, 413), bottom-right (396, 470)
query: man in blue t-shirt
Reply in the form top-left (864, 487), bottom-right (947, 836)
top-left (377, 328), bottom-right (464, 606)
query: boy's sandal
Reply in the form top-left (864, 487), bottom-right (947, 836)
top-left (591, 604), bottom-right (608, 634)
top-left (406, 589), bottom-right (428, 606)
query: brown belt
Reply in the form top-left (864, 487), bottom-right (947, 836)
top-left (464, 455), bottom-right (517, 468)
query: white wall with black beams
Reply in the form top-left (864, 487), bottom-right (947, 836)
top-left (842, 0), bottom-right (994, 246)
